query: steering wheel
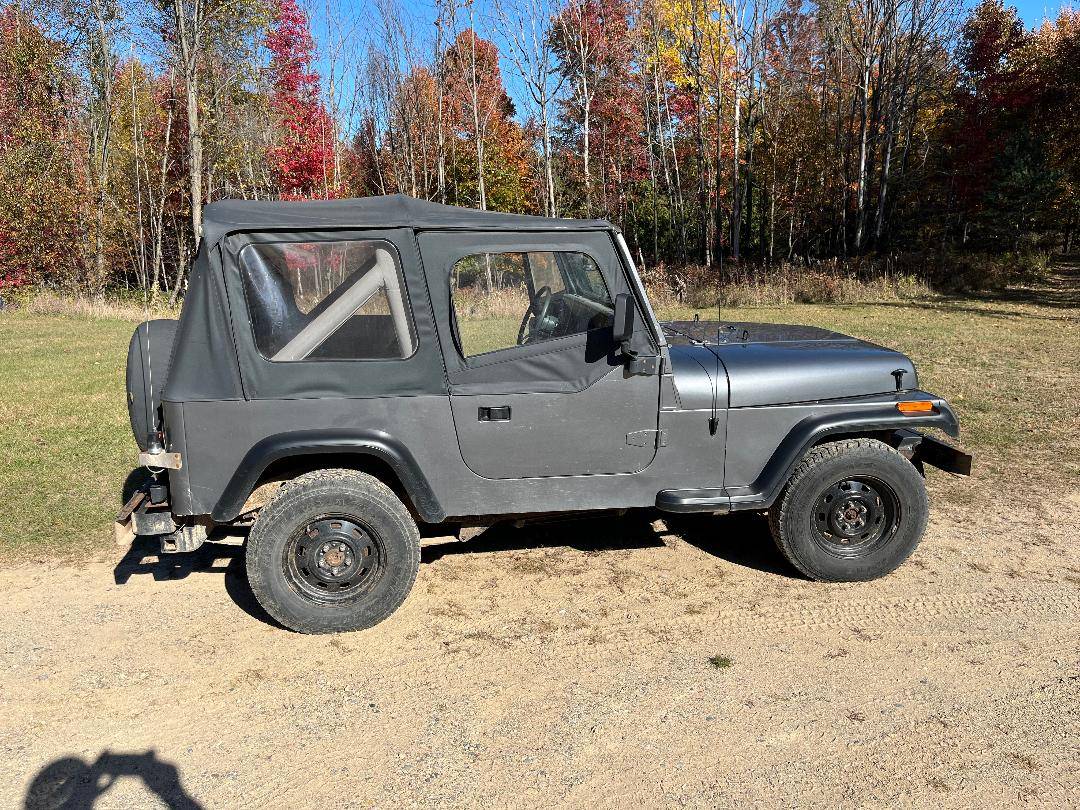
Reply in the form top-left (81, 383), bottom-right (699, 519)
top-left (517, 285), bottom-right (553, 345)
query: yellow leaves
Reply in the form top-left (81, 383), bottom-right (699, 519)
top-left (637, 0), bottom-right (732, 93)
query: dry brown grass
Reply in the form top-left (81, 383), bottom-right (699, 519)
top-left (8, 249), bottom-right (1047, 321)
top-left (640, 250), bottom-right (1053, 310)
top-left (11, 290), bottom-right (179, 321)
top-left (452, 285), bottom-right (531, 319)
top-left (646, 266), bottom-right (931, 310)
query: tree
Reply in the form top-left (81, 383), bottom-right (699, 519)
top-left (0, 6), bottom-right (88, 290)
top-left (152, 0), bottom-right (266, 247)
top-left (266, 0), bottom-right (337, 198)
top-left (552, 0), bottom-right (640, 219)
top-left (493, 0), bottom-right (565, 216)
top-left (442, 26), bottom-right (512, 210)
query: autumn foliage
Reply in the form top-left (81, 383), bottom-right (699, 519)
top-left (0, 7), bottom-right (87, 290)
top-left (0, 0), bottom-right (1076, 296)
top-left (265, 0), bottom-right (338, 199)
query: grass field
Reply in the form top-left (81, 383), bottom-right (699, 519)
top-left (1, 266), bottom-right (1077, 558)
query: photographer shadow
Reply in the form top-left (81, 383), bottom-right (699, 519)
top-left (24, 750), bottom-right (201, 809)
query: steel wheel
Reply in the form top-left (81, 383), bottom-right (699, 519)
top-left (282, 515), bottom-right (385, 604)
top-left (810, 476), bottom-right (900, 558)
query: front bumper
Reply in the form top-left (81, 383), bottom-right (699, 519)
top-left (892, 428), bottom-right (972, 475)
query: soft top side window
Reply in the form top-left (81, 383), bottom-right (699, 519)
top-left (450, 250), bottom-right (613, 359)
top-left (239, 239), bottom-right (416, 362)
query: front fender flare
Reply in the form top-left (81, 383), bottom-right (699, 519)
top-left (211, 429), bottom-right (444, 523)
top-left (727, 397), bottom-right (960, 511)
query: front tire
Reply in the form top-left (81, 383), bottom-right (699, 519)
top-left (768, 438), bottom-right (929, 581)
top-left (246, 469), bottom-right (420, 633)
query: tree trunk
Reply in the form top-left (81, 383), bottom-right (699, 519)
top-left (173, 0), bottom-right (203, 247)
top-left (581, 72), bottom-right (592, 214)
top-left (89, 0), bottom-right (114, 292)
top-left (541, 106), bottom-right (556, 217)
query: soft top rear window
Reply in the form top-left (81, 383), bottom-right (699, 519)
top-left (238, 239), bottom-right (417, 362)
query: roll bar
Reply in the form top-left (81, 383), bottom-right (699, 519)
top-left (272, 248), bottom-right (413, 362)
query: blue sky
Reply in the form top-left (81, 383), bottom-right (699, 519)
top-left (1012, 0), bottom-right (1069, 25)
top-left (304, 0), bottom-right (1068, 132)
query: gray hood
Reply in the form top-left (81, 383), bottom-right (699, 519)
top-left (663, 321), bottom-right (917, 408)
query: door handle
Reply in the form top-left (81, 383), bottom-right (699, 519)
top-left (478, 406), bottom-right (511, 422)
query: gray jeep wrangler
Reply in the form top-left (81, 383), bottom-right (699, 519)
top-left (119, 195), bottom-right (971, 633)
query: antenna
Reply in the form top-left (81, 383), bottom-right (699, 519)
top-left (141, 252), bottom-right (163, 461)
top-left (706, 240), bottom-right (722, 436)
top-left (717, 221), bottom-right (723, 340)
top-left (142, 289), bottom-right (163, 456)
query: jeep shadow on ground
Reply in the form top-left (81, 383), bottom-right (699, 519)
top-left (420, 510), bottom-right (668, 563)
top-left (665, 511), bottom-right (805, 579)
top-left (112, 532), bottom-right (282, 628)
top-left (112, 508), bottom-right (800, 628)
top-left (113, 478), bottom-right (788, 624)
top-left (422, 509), bottom-right (802, 579)
top-left (113, 533), bottom-right (241, 585)
top-left (24, 750), bottom-right (201, 809)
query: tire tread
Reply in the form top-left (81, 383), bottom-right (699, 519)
top-left (768, 438), bottom-right (927, 582)
top-left (246, 468), bottom-right (420, 633)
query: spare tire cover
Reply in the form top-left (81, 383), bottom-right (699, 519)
top-left (126, 319), bottom-right (178, 451)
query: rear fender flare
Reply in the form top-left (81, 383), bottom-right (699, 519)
top-left (212, 429), bottom-right (444, 523)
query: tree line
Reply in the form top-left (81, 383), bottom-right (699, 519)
top-left (0, 0), bottom-right (1076, 298)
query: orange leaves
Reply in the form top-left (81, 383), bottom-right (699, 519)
top-left (0, 7), bottom-right (88, 289)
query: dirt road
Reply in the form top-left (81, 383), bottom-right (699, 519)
top-left (3, 471), bottom-right (1078, 809)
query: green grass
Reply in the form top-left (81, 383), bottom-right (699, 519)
top-left (0, 312), bottom-right (139, 556)
top-left (708, 654), bottom-right (734, 670)
top-left (1, 274), bottom-right (1077, 558)
top-left (457, 317), bottom-right (523, 358)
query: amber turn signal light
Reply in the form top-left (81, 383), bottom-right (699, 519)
top-left (896, 400), bottom-right (936, 415)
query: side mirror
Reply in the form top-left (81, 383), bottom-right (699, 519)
top-left (612, 293), bottom-right (636, 345)
top-left (612, 292), bottom-right (661, 376)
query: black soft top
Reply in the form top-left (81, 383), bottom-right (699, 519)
top-left (201, 194), bottom-right (612, 250)
top-left (165, 195), bottom-right (618, 404)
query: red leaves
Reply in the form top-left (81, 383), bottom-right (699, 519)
top-left (265, 0), bottom-right (339, 199)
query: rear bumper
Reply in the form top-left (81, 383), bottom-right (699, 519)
top-left (114, 488), bottom-right (206, 553)
top-left (114, 493), bottom-right (176, 544)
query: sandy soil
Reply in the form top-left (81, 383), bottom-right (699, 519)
top-left (2, 473), bottom-right (1078, 809)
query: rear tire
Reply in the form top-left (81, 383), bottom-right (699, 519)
top-left (768, 438), bottom-right (928, 582)
top-left (246, 469), bottom-right (420, 633)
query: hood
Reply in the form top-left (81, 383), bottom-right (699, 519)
top-left (663, 320), bottom-right (917, 408)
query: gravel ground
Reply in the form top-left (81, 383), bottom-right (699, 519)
top-left (3, 473), bottom-right (1078, 809)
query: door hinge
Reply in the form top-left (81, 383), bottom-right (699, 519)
top-left (626, 429), bottom-right (667, 448)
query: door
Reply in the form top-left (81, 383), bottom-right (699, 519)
top-left (418, 230), bottom-right (662, 479)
